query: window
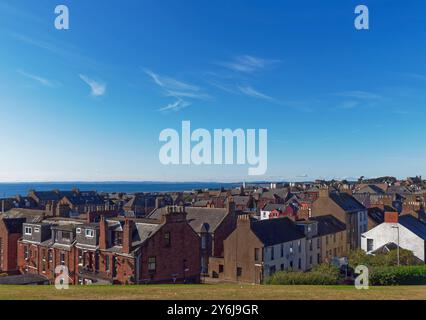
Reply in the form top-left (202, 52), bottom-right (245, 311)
top-left (289, 260), bottom-right (293, 268)
top-left (105, 255), bottom-right (110, 272)
top-left (309, 256), bottom-right (313, 264)
top-left (269, 266), bottom-right (276, 275)
top-left (317, 238), bottom-right (320, 249)
top-left (60, 253), bottom-right (65, 266)
top-left (367, 239), bottom-right (374, 252)
top-left (280, 264), bottom-right (284, 271)
top-left (24, 246), bottom-right (29, 260)
top-left (270, 247), bottom-right (275, 260)
top-left (219, 265), bottom-right (224, 273)
top-left (48, 250), bottom-right (53, 263)
top-left (237, 267), bottom-right (242, 277)
top-left (148, 257), bottom-right (156, 272)
top-left (0, 238), bottom-right (2, 269)
top-left (164, 232), bottom-right (171, 247)
top-left (34, 227), bottom-right (40, 233)
top-left (298, 258), bottom-right (302, 269)
top-left (62, 232), bottom-right (71, 241)
top-left (280, 244), bottom-right (284, 257)
top-left (254, 248), bottom-right (260, 262)
top-left (289, 243), bottom-right (293, 253)
top-left (298, 240), bottom-right (302, 253)
top-left (112, 256), bottom-right (117, 277)
top-left (78, 250), bottom-right (84, 266)
top-left (85, 229), bottom-right (94, 238)
top-left (201, 234), bottom-right (207, 249)
top-left (309, 240), bottom-right (313, 251)
top-left (76, 228), bottom-right (82, 234)
top-left (112, 232), bottom-right (123, 246)
top-left (24, 227), bottom-right (32, 236)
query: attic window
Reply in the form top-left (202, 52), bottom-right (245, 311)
top-left (85, 229), bottom-right (95, 238)
top-left (24, 227), bottom-right (32, 236)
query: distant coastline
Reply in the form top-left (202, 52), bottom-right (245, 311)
top-left (0, 182), bottom-right (243, 198)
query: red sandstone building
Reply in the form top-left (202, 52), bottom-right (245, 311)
top-left (17, 206), bottom-right (201, 284)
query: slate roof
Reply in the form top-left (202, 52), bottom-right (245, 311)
top-left (399, 215), bottom-right (426, 240)
top-left (250, 217), bottom-right (305, 246)
top-left (355, 185), bottom-right (385, 195)
top-left (124, 195), bottom-right (156, 208)
top-left (148, 207), bottom-right (229, 233)
top-left (65, 193), bottom-right (105, 206)
top-left (132, 222), bottom-right (161, 246)
top-left (0, 274), bottom-right (49, 285)
top-left (231, 196), bottom-right (252, 206)
top-left (329, 192), bottom-right (365, 212)
top-left (367, 207), bottom-right (385, 225)
top-left (309, 215), bottom-right (346, 236)
top-left (1, 217), bottom-right (26, 233)
top-left (371, 242), bottom-right (399, 254)
top-left (2, 208), bottom-right (46, 223)
top-left (262, 203), bottom-right (286, 212)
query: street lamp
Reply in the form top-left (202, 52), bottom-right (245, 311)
top-left (391, 225), bottom-right (400, 267)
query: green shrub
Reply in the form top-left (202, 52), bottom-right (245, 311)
top-left (265, 264), bottom-right (340, 285)
top-left (349, 248), bottom-right (422, 268)
top-left (370, 265), bottom-right (426, 286)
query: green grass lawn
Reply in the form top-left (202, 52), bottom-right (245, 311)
top-left (0, 284), bottom-right (425, 300)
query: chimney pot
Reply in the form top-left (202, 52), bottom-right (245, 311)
top-left (384, 212), bottom-right (399, 224)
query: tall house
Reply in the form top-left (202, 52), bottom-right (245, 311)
top-left (311, 188), bottom-right (367, 251)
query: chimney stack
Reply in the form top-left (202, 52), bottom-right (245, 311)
top-left (319, 187), bottom-right (330, 198)
top-left (155, 197), bottom-right (163, 209)
top-left (237, 214), bottom-right (251, 229)
top-left (99, 216), bottom-right (108, 250)
top-left (384, 212), bottom-right (399, 224)
top-left (123, 218), bottom-right (134, 254)
top-left (226, 197), bottom-right (236, 214)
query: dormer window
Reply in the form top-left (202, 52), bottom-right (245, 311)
top-left (76, 228), bottom-right (82, 234)
top-left (24, 227), bottom-right (32, 235)
top-left (85, 229), bottom-right (95, 238)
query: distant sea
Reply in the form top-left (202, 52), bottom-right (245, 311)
top-left (0, 182), bottom-right (241, 198)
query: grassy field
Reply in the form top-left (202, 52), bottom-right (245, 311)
top-left (0, 284), bottom-right (425, 300)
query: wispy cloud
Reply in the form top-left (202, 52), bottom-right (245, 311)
top-left (218, 55), bottom-right (280, 73)
top-left (237, 85), bottom-right (275, 101)
top-left (79, 74), bottom-right (106, 97)
top-left (17, 70), bottom-right (57, 87)
top-left (337, 100), bottom-right (360, 110)
top-left (333, 90), bottom-right (383, 110)
top-left (158, 99), bottom-right (191, 112)
top-left (145, 69), bottom-right (209, 112)
top-left (403, 73), bottom-right (426, 81)
top-left (10, 33), bottom-right (100, 68)
top-left (335, 91), bottom-right (382, 100)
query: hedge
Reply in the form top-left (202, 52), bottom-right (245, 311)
top-left (370, 265), bottom-right (426, 286)
top-left (265, 271), bottom-right (339, 285)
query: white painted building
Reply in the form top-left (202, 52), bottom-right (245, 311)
top-left (361, 213), bottom-right (426, 262)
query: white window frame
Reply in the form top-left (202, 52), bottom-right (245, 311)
top-left (24, 227), bottom-right (32, 236)
top-left (85, 229), bottom-right (95, 238)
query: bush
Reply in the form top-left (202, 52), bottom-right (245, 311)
top-left (370, 265), bottom-right (426, 286)
top-left (265, 263), bottom-right (340, 285)
top-left (348, 248), bottom-right (422, 268)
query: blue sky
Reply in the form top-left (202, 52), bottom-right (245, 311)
top-left (0, 0), bottom-right (425, 182)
